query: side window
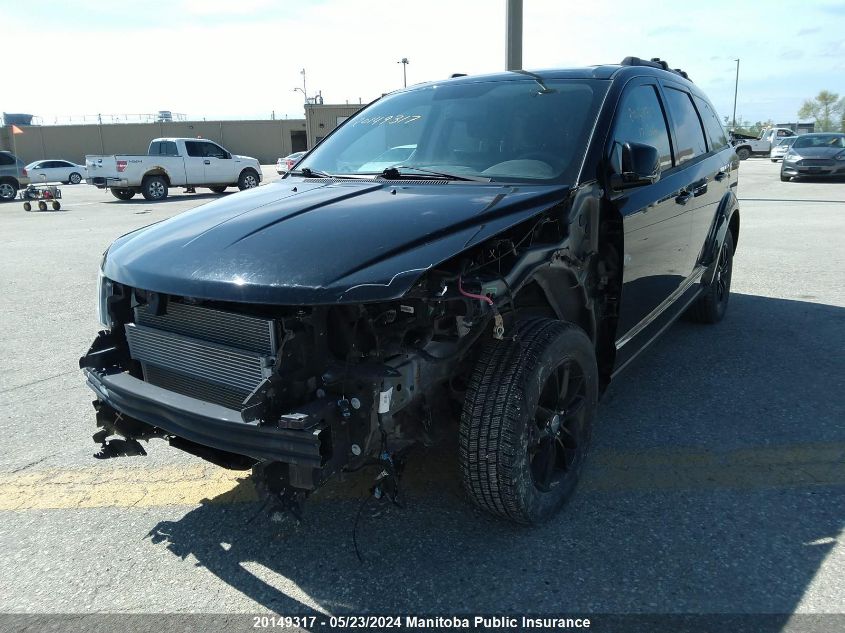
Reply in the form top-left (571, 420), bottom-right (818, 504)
top-left (184, 141), bottom-right (204, 157)
top-left (693, 96), bottom-right (728, 151)
top-left (149, 141), bottom-right (161, 155)
top-left (0, 154), bottom-right (14, 166)
top-left (161, 141), bottom-right (179, 156)
top-left (611, 84), bottom-right (673, 172)
top-left (663, 87), bottom-right (708, 164)
top-left (205, 143), bottom-right (228, 159)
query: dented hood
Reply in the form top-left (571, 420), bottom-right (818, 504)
top-left (104, 178), bottom-right (570, 304)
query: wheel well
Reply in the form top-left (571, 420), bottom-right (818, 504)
top-left (0, 176), bottom-right (20, 187)
top-left (728, 210), bottom-right (740, 252)
top-left (143, 170), bottom-right (170, 186)
top-left (240, 167), bottom-right (258, 178)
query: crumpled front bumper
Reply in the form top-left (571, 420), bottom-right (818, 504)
top-left (83, 368), bottom-right (324, 467)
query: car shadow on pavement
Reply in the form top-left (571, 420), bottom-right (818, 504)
top-left (146, 293), bottom-right (844, 618)
top-left (104, 192), bottom-right (232, 204)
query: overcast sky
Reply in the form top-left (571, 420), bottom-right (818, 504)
top-left (6, 0), bottom-right (844, 125)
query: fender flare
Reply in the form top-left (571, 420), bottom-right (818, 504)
top-left (700, 190), bottom-right (738, 285)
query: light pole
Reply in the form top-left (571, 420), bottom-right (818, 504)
top-left (293, 68), bottom-right (308, 104)
top-left (732, 58), bottom-right (740, 130)
top-left (506, 0), bottom-right (523, 71)
top-left (397, 58), bottom-right (409, 87)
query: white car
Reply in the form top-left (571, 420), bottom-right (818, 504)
top-left (770, 136), bottom-right (797, 162)
top-left (358, 144), bottom-right (417, 172)
top-left (25, 159), bottom-right (87, 185)
top-left (276, 151), bottom-right (306, 174)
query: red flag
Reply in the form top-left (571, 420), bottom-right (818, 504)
top-left (11, 125), bottom-right (23, 135)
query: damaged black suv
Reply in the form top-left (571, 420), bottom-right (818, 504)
top-left (81, 57), bottom-right (739, 524)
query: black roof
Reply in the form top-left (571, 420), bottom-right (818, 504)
top-left (436, 58), bottom-right (693, 87)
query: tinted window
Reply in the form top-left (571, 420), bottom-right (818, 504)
top-left (161, 141), bottom-right (178, 156)
top-left (664, 88), bottom-right (707, 163)
top-left (204, 143), bottom-right (228, 159)
top-left (611, 84), bottom-right (673, 172)
top-left (149, 141), bottom-right (161, 155)
top-left (693, 96), bottom-right (728, 151)
top-left (184, 141), bottom-right (204, 157)
top-left (0, 153), bottom-right (15, 166)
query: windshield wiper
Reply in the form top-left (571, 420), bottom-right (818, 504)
top-left (381, 166), bottom-right (490, 182)
top-left (291, 166), bottom-right (334, 178)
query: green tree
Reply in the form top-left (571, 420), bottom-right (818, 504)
top-left (798, 91), bottom-right (844, 132)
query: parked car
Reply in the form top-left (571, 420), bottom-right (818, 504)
top-left (81, 56), bottom-right (740, 525)
top-left (85, 138), bottom-right (262, 201)
top-left (0, 151), bottom-right (30, 201)
top-left (770, 136), bottom-right (797, 162)
top-left (358, 144), bottom-right (417, 172)
top-left (780, 132), bottom-right (845, 181)
top-left (276, 151), bottom-right (306, 174)
top-left (25, 159), bottom-right (87, 184)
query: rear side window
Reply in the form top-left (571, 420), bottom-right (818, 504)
top-left (693, 96), bottom-right (728, 151)
top-left (0, 153), bottom-right (15, 166)
top-left (150, 141), bottom-right (179, 156)
top-left (663, 88), bottom-right (707, 164)
top-left (611, 84), bottom-right (673, 172)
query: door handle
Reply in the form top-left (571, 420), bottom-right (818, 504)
top-left (692, 180), bottom-right (708, 197)
top-left (714, 170), bottom-right (728, 181)
top-left (203, 159), bottom-right (211, 165)
top-left (675, 190), bottom-right (692, 205)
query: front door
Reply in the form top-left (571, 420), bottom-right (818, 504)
top-left (608, 81), bottom-right (693, 338)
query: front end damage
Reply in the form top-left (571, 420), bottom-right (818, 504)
top-left (80, 185), bottom-right (613, 515)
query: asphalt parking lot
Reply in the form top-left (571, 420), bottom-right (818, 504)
top-left (1, 160), bottom-right (843, 625)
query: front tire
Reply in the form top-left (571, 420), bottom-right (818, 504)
top-left (459, 318), bottom-right (598, 525)
top-left (68, 172), bottom-right (83, 185)
top-left (141, 175), bottom-right (168, 201)
top-left (237, 169), bottom-right (259, 191)
top-left (209, 185), bottom-right (227, 194)
top-left (736, 147), bottom-right (751, 160)
top-left (687, 230), bottom-right (734, 324)
top-left (110, 188), bottom-right (135, 200)
top-left (780, 173), bottom-right (791, 182)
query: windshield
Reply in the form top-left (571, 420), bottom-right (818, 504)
top-left (793, 134), bottom-right (845, 149)
top-left (776, 137), bottom-right (796, 146)
top-left (299, 78), bottom-right (608, 183)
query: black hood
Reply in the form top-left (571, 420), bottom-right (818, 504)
top-left (104, 178), bottom-right (570, 304)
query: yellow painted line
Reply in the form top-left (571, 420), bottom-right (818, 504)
top-left (0, 443), bottom-right (843, 512)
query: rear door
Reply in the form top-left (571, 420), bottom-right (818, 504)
top-left (182, 141), bottom-right (208, 184)
top-left (661, 84), bottom-right (724, 273)
top-left (608, 79), bottom-right (693, 338)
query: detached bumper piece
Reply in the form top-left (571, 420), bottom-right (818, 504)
top-left (82, 368), bottom-right (335, 485)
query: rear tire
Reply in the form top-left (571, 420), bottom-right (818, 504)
top-left (52, 201), bottom-right (61, 211)
top-left (141, 175), bottom-right (168, 201)
top-left (736, 147), bottom-right (751, 160)
top-left (38, 201), bottom-right (47, 211)
top-left (237, 169), bottom-right (259, 191)
top-left (687, 230), bottom-right (734, 324)
top-left (459, 318), bottom-right (598, 524)
top-left (0, 180), bottom-right (17, 201)
top-left (110, 188), bottom-right (135, 200)
top-left (209, 186), bottom-right (227, 194)
top-left (68, 172), bottom-right (82, 185)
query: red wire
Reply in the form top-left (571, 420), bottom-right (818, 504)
top-left (457, 276), bottom-right (493, 305)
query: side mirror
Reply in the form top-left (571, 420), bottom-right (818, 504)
top-left (612, 142), bottom-right (661, 190)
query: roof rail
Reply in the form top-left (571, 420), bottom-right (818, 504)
top-left (620, 57), bottom-right (691, 81)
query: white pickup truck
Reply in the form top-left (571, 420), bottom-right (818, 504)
top-left (731, 127), bottom-right (797, 160)
top-left (86, 138), bottom-right (262, 201)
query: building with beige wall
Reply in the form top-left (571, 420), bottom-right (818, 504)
top-left (0, 104), bottom-right (363, 165)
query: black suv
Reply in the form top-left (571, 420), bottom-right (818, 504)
top-left (82, 57), bottom-right (739, 524)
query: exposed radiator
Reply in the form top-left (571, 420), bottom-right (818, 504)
top-left (125, 302), bottom-right (278, 409)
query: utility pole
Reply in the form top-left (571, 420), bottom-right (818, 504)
top-left (397, 57), bottom-right (409, 87)
top-left (506, 0), bottom-right (523, 71)
top-left (732, 58), bottom-right (740, 130)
